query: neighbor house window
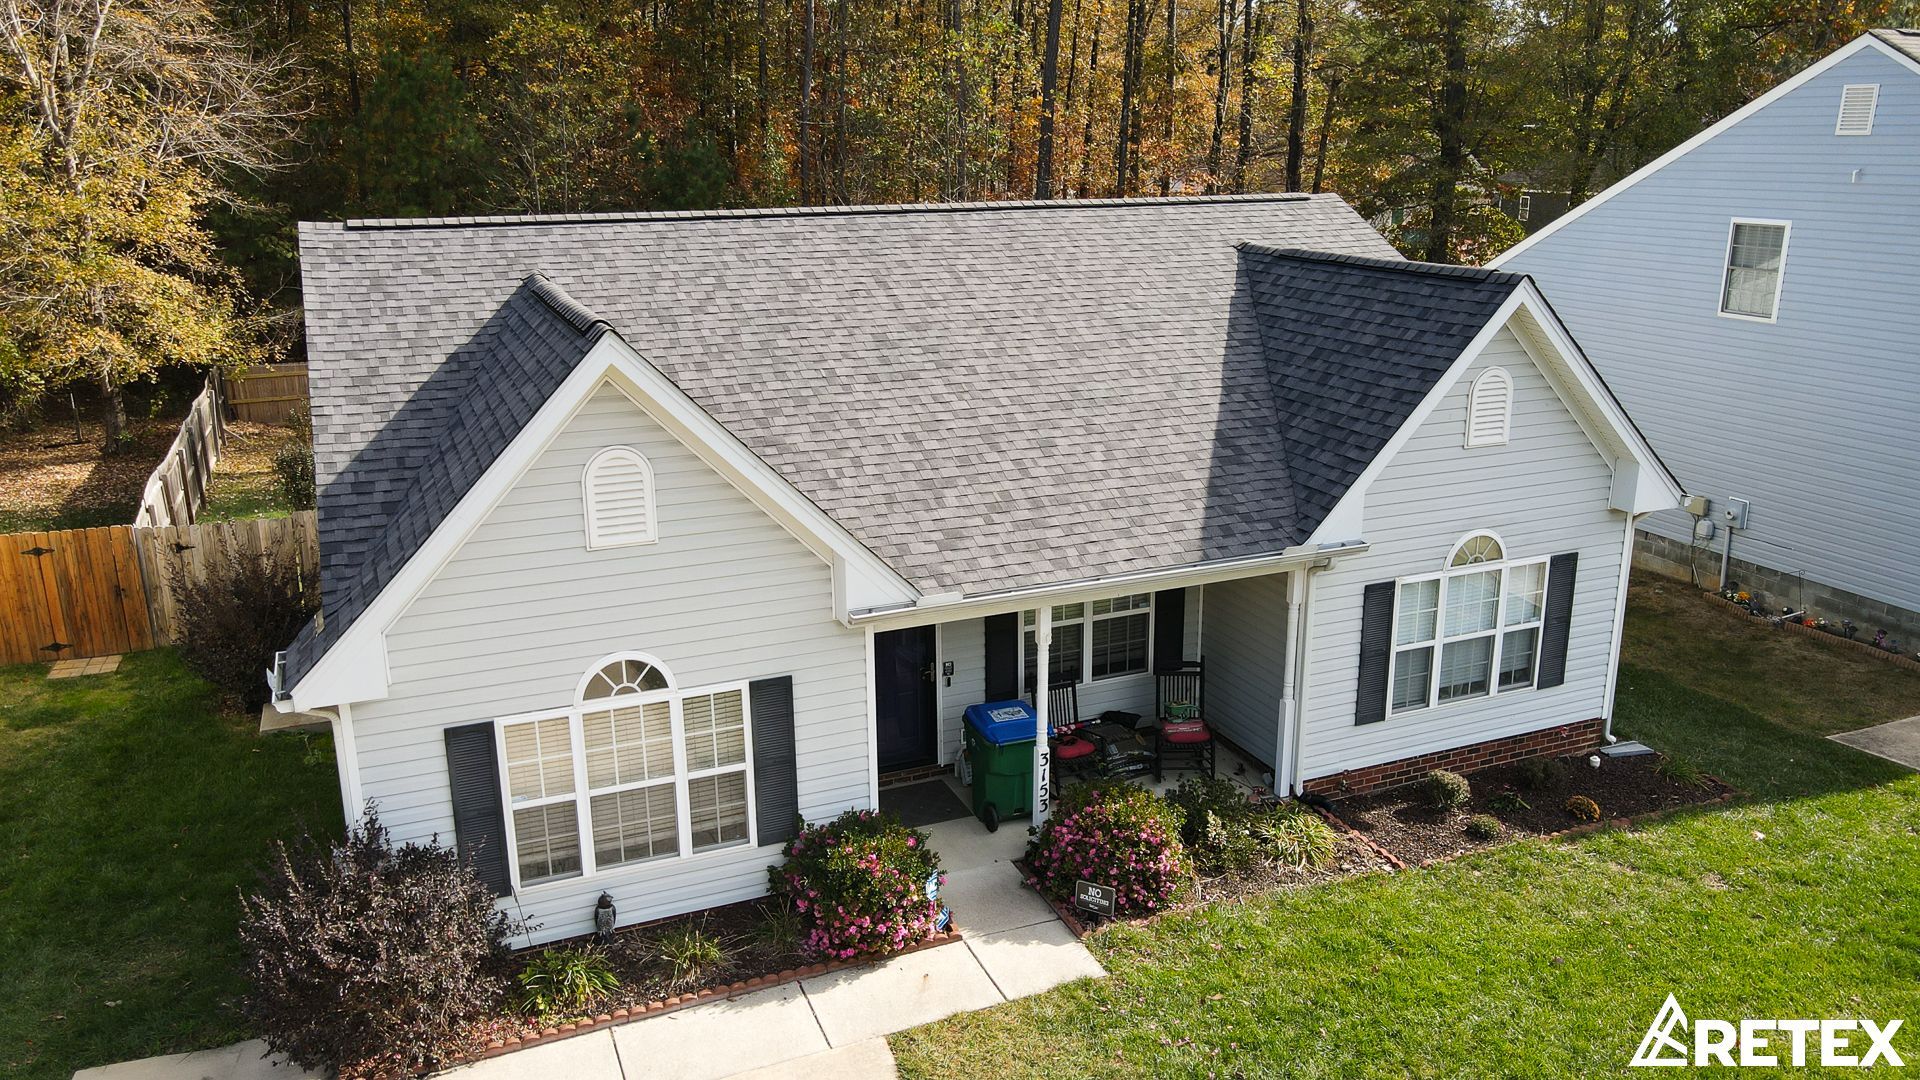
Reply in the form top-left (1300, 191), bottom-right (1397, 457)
top-left (1389, 533), bottom-right (1547, 714)
top-left (497, 653), bottom-right (754, 888)
top-left (583, 446), bottom-right (658, 548)
top-left (1517, 193), bottom-right (1532, 222)
top-left (1465, 367), bottom-right (1513, 448)
top-left (1022, 593), bottom-right (1153, 690)
top-left (1835, 84), bottom-right (1878, 135)
top-left (1719, 220), bottom-right (1789, 321)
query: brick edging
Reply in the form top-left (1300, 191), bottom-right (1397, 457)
top-left (361, 928), bottom-right (969, 1077)
top-left (1307, 802), bottom-right (1406, 871)
top-left (1708, 593), bottom-right (1920, 673)
top-left (1300, 718), bottom-right (1607, 798)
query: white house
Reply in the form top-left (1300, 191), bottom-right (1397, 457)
top-left (1497, 30), bottom-right (1920, 639)
top-left (274, 194), bottom-right (1680, 945)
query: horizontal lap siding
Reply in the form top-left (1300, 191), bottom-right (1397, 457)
top-left (1302, 327), bottom-right (1626, 779)
top-left (353, 383), bottom-right (868, 944)
top-left (1198, 574), bottom-right (1287, 768)
top-left (1502, 48), bottom-right (1920, 614)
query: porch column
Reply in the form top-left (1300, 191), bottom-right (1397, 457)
top-left (1033, 605), bottom-right (1052, 823)
top-left (1276, 571), bottom-right (1307, 794)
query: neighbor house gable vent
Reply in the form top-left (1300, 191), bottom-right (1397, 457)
top-left (583, 446), bottom-right (658, 548)
top-left (1465, 367), bottom-right (1513, 448)
top-left (1836, 84), bottom-right (1879, 135)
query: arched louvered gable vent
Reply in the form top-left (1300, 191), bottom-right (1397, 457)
top-left (583, 446), bottom-right (658, 548)
top-left (1465, 367), bottom-right (1513, 448)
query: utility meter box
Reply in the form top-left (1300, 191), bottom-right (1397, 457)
top-left (1682, 494), bottom-right (1710, 517)
top-left (1722, 497), bottom-right (1750, 530)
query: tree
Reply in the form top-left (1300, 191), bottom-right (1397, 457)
top-left (1034, 0), bottom-right (1065, 196)
top-left (0, 0), bottom-right (296, 445)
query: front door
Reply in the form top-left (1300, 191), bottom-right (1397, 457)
top-left (875, 626), bottom-right (937, 772)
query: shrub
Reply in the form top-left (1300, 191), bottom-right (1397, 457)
top-left (1252, 803), bottom-right (1340, 870)
top-left (1517, 756), bottom-right (1565, 791)
top-left (1026, 781), bottom-right (1190, 917)
top-left (1165, 775), bottom-right (1261, 873)
top-left (272, 440), bottom-right (317, 509)
top-left (752, 900), bottom-right (804, 955)
top-left (1488, 789), bottom-right (1531, 814)
top-left (1564, 795), bottom-right (1602, 823)
top-left (656, 922), bottom-right (727, 989)
top-left (769, 809), bottom-right (943, 962)
top-left (516, 947), bottom-right (618, 1019)
top-left (170, 549), bottom-right (316, 709)
top-left (1464, 814), bottom-right (1504, 841)
top-left (1423, 769), bottom-right (1472, 810)
top-left (237, 809), bottom-right (522, 1074)
top-left (1655, 754), bottom-right (1713, 789)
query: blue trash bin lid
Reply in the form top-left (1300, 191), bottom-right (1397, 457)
top-left (963, 700), bottom-right (1039, 745)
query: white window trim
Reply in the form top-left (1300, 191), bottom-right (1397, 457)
top-left (583, 445), bottom-right (659, 550)
top-left (1020, 592), bottom-right (1155, 694)
top-left (1835, 83), bottom-right (1879, 135)
top-left (494, 677), bottom-right (757, 895)
top-left (1386, 532), bottom-right (1547, 717)
top-left (1517, 193), bottom-right (1531, 222)
top-left (1464, 366), bottom-right (1513, 449)
top-left (1717, 218), bottom-right (1790, 324)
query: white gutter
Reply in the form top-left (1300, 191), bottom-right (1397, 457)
top-left (848, 540), bottom-right (1370, 630)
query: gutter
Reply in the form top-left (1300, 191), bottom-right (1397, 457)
top-left (846, 540), bottom-right (1370, 628)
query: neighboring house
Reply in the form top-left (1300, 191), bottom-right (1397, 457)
top-left (273, 194), bottom-right (1680, 945)
top-left (1497, 31), bottom-right (1920, 638)
top-left (1493, 172), bottom-right (1573, 235)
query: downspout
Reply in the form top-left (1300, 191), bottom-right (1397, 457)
top-left (1601, 515), bottom-right (1638, 745)
top-left (1287, 560), bottom-right (1328, 796)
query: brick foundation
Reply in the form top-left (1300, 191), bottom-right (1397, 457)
top-left (1301, 718), bottom-right (1606, 797)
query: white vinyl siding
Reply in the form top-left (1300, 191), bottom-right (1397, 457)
top-left (1836, 83), bottom-right (1879, 134)
top-left (1197, 572), bottom-right (1289, 768)
top-left (1465, 367), bottom-right (1513, 447)
top-left (583, 446), bottom-right (657, 548)
top-left (350, 383), bottom-right (867, 946)
top-left (1300, 326), bottom-right (1627, 780)
top-left (1719, 220), bottom-right (1790, 321)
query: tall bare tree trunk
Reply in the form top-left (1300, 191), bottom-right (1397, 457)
top-left (1424, 0), bottom-right (1468, 262)
top-left (1077, 0), bottom-right (1103, 195)
top-left (1035, 0), bottom-right (1065, 197)
top-left (800, 0), bottom-right (815, 203)
top-left (950, 0), bottom-right (967, 198)
top-left (1158, 0), bottom-right (1174, 196)
top-left (1230, 0), bottom-right (1257, 191)
top-left (1205, 0), bottom-right (1231, 191)
top-left (1115, 0), bottom-right (1144, 193)
top-left (1309, 71), bottom-right (1338, 192)
top-left (1283, 0), bottom-right (1309, 190)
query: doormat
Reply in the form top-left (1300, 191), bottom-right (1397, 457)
top-left (879, 780), bottom-right (971, 828)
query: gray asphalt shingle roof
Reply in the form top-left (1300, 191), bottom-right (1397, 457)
top-left (1871, 28), bottom-right (1920, 63)
top-left (287, 194), bottom-right (1521, 688)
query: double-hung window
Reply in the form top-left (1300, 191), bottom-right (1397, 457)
top-left (1390, 533), bottom-right (1547, 714)
top-left (1022, 593), bottom-right (1153, 691)
top-left (1719, 220), bottom-right (1789, 321)
top-left (497, 654), bottom-right (754, 889)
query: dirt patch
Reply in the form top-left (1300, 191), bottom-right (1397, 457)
top-left (1187, 832), bottom-right (1394, 906)
top-left (0, 412), bottom-right (185, 532)
top-left (1329, 754), bottom-right (1732, 866)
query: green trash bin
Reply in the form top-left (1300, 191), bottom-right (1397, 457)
top-left (962, 700), bottom-right (1038, 832)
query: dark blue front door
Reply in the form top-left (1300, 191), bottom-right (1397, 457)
top-left (875, 626), bottom-right (937, 771)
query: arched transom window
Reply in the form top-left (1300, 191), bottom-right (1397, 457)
top-left (495, 652), bottom-right (753, 888)
top-left (1390, 532), bottom-right (1547, 714)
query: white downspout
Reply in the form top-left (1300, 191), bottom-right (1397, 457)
top-left (331, 702), bottom-right (365, 825)
top-left (1289, 562), bottom-right (1325, 795)
top-left (1275, 571), bottom-right (1306, 792)
top-left (1601, 516), bottom-right (1638, 744)
top-left (1032, 606), bottom-right (1052, 823)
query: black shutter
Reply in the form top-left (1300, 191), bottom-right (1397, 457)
top-left (983, 612), bottom-right (1019, 701)
top-left (1152, 587), bottom-right (1186, 669)
top-left (751, 676), bottom-right (800, 846)
top-left (444, 723), bottom-right (512, 896)
top-left (1536, 552), bottom-right (1579, 689)
top-left (1355, 581), bottom-right (1396, 725)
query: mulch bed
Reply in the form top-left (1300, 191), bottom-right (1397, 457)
top-left (1327, 754), bottom-right (1735, 867)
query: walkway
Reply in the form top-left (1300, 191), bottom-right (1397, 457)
top-left (74, 814), bottom-right (1103, 1080)
top-left (1830, 714), bottom-right (1920, 770)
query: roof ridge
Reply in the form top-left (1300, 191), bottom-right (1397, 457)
top-left (1238, 243), bottom-right (1524, 284)
top-left (524, 273), bottom-right (611, 339)
top-left (323, 192), bottom-right (1330, 232)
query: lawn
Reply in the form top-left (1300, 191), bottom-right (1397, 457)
top-left (198, 421), bottom-right (303, 522)
top-left (891, 579), bottom-right (1920, 1078)
top-left (0, 652), bottom-right (341, 1080)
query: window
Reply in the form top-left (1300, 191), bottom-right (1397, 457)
top-left (583, 446), bottom-right (657, 548)
top-left (1836, 84), bottom-right (1879, 135)
top-left (1719, 220), bottom-right (1789, 322)
top-left (1465, 367), bottom-right (1513, 448)
top-left (496, 654), bottom-right (754, 888)
top-left (1389, 533), bottom-right (1546, 714)
top-left (1517, 193), bottom-right (1532, 222)
top-left (1022, 593), bottom-right (1153, 691)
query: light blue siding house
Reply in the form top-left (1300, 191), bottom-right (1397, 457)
top-left (1497, 30), bottom-right (1920, 638)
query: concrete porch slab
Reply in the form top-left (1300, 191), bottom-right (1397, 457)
top-left (800, 939), bottom-right (1005, 1045)
top-left (1830, 715), bottom-right (1920, 770)
top-left (965, 919), bottom-right (1107, 999)
top-left (720, 1038), bottom-right (898, 1079)
top-left (73, 1040), bottom-right (317, 1080)
top-left (608, 982), bottom-right (828, 1080)
top-left (440, 1030), bottom-right (619, 1079)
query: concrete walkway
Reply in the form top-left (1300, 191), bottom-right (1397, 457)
top-left (1830, 714), bottom-right (1920, 770)
top-left (75, 814), bottom-right (1102, 1080)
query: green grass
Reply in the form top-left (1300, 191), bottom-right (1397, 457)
top-left (891, 589), bottom-right (1920, 1078)
top-left (0, 652), bottom-right (341, 1080)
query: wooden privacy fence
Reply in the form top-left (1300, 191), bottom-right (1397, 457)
top-left (228, 363), bottom-right (309, 424)
top-left (0, 512), bottom-right (318, 665)
top-left (133, 376), bottom-right (226, 528)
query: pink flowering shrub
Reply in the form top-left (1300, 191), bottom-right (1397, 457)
top-left (1024, 781), bottom-right (1190, 917)
top-left (768, 810), bottom-right (944, 962)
